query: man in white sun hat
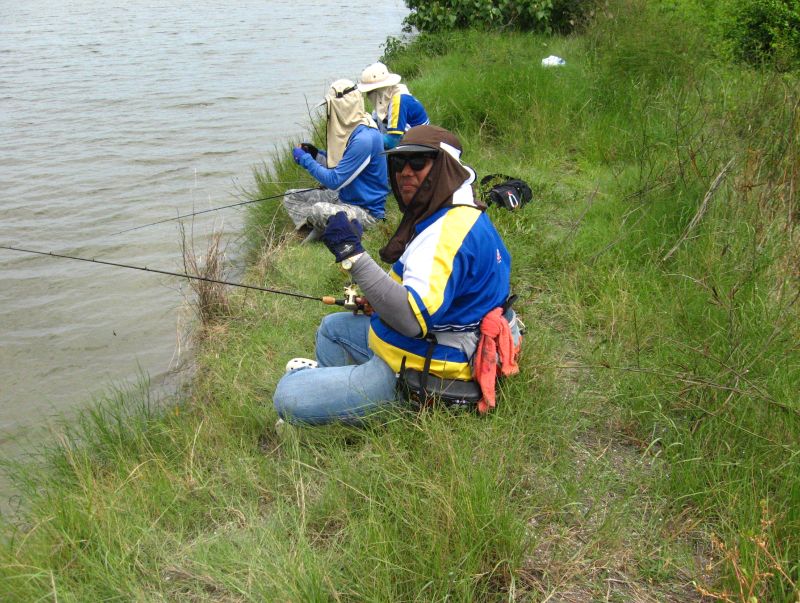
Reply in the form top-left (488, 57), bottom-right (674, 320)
top-left (357, 62), bottom-right (429, 150)
top-left (284, 78), bottom-right (389, 242)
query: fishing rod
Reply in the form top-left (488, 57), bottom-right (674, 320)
top-left (111, 186), bottom-right (319, 236)
top-left (0, 244), bottom-right (353, 308)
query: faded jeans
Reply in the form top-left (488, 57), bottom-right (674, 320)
top-left (273, 313), bottom-right (399, 425)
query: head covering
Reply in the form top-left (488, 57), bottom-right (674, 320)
top-left (367, 83), bottom-right (410, 123)
top-left (324, 78), bottom-right (376, 168)
top-left (357, 62), bottom-right (402, 92)
top-left (358, 63), bottom-right (406, 123)
top-left (379, 125), bottom-right (483, 263)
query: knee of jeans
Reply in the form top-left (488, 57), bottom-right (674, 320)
top-left (272, 376), bottom-right (294, 419)
top-left (317, 312), bottom-right (343, 340)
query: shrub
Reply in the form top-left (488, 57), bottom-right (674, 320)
top-left (380, 32), bottom-right (459, 78)
top-left (402, 0), bottom-right (601, 34)
top-left (716, 0), bottom-right (800, 69)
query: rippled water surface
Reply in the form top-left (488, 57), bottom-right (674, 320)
top-left (0, 0), bottom-right (408, 478)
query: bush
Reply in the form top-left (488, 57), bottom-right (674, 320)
top-left (716, 0), bottom-right (800, 69)
top-left (402, 0), bottom-right (601, 34)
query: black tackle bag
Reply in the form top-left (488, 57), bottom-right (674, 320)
top-left (480, 173), bottom-right (532, 211)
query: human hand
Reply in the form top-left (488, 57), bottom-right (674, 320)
top-left (322, 211), bottom-right (364, 263)
top-left (292, 146), bottom-right (307, 164)
top-left (300, 142), bottom-right (319, 159)
top-left (354, 296), bottom-right (374, 316)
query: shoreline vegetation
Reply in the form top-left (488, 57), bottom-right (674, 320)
top-left (3, 0), bottom-right (799, 600)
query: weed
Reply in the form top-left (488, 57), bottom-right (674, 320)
top-left (180, 220), bottom-right (231, 335)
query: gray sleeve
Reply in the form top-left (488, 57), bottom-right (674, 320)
top-left (349, 253), bottom-right (422, 337)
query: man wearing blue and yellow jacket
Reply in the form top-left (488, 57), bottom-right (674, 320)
top-left (357, 62), bottom-right (429, 150)
top-left (273, 125), bottom-right (514, 425)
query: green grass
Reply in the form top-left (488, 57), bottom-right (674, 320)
top-left (3, 0), bottom-right (799, 600)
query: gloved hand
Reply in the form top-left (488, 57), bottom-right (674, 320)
top-left (292, 146), bottom-right (307, 164)
top-left (300, 142), bottom-right (319, 159)
top-left (322, 211), bottom-right (364, 263)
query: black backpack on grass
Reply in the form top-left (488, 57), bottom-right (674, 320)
top-left (479, 173), bottom-right (533, 211)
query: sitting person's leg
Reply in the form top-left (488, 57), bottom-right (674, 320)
top-left (273, 312), bottom-right (398, 424)
top-left (306, 201), bottom-right (378, 237)
top-left (315, 312), bottom-right (373, 367)
top-left (282, 188), bottom-right (337, 230)
top-left (273, 354), bottom-right (397, 425)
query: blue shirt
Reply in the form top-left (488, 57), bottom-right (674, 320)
top-left (377, 93), bottom-right (430, 149)
top-left (369, 205), bottom-right (511, 380)
top-left (299, 124), bottom-right (388, 218)
top-left (385, 93), bottom-right (429, 136)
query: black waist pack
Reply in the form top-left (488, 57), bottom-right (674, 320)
top-left (398, 365), bottom-right (482, 411)
top-left (480, 173), bottom-right (532, 211)
top-left (396, 298), bottom-right (520, 412)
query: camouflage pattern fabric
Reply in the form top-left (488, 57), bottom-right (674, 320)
top-left (282, 188), bottom-right (379, 233)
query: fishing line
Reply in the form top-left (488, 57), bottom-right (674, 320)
top-left (111, 186), bottom-right (319, 236)
top-left (304, 92), bottom-right (326, 148)
top-left (0, 244), bottom-right (344, 306)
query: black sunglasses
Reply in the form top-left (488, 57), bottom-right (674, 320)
top-left (389, 153), bottom-right (437, 172)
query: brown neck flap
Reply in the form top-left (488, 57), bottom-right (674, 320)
top-left (379, 126), bottom-right (471, 263)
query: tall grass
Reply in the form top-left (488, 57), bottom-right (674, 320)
top-left (2, 0), bottom-right (798, 600)
top-left (381, 2), bottom-right (800, 598)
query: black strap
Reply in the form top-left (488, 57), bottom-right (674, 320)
top-left (420, 333), bottom-right (437, 396)
top-left (479, 173), bottom-right (516, 187)
top-left (335, 84), bottom-right (359, 98)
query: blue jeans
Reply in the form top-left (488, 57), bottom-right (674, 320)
top-left (273, 313), bottom-right (399, 425)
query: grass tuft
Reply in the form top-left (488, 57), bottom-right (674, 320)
top-left (180, 221), bottom-right (231, 335)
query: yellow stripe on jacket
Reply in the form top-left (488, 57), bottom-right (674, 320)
top-left (404, 206), bottom-right (481, 336)
top-left (368, 328), bottom-right (474, 380)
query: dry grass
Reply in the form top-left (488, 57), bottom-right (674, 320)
top-left (694, 501), bottom-right (797, 603)
top-left (180, 221), bottom-right (231, 336)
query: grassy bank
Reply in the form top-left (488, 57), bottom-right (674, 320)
top-left (3, 0), bottom-right (799, 600)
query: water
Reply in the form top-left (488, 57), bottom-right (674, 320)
top-left (0, 0), bottom-right (408, 493)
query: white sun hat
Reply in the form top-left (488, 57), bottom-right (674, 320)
top-left (357, 62), bottom-right (402, 93)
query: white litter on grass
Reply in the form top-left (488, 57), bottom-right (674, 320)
top-left (541, 55), bottom-right (566, 67)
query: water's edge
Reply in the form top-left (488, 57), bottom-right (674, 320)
top-left (0, 0), bottom-right (409, 507)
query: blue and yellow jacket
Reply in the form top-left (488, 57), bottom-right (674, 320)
top-left (369, 205), bottom-right (511, 380)
top-left (385, 93), bottom-right (429, 137)
top-left (377, 93), bottom-right (430, 149)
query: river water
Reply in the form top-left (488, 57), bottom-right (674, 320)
top-left (0, 0), bottom-right (408, 495)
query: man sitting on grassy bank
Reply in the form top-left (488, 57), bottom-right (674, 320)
top-left (283, 79), bottom-right (389, 243)
top-left (357, 62), bottom-right (430, 150)
top-left (273, 125), bottom-right (519, 425)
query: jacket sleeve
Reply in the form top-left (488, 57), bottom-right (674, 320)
top-left (299, 129), bottom-right (373, 192)
top-left (349, 253), bottom-right (421, 337)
